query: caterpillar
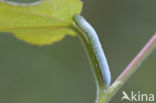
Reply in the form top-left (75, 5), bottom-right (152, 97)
top-left (73, 14), bottom-right (111, 87)
top-left (0, 0), bottom-right (42, 6)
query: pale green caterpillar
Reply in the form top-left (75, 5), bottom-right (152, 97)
top-left (73, 15), bottom-right (111, 87)
top-left (0, 0), bottom-right (41, 6)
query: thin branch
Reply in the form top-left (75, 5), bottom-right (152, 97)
top-left (104, 34), bottom-right (156, 103)
top-left (114, 34), bottom-right (156, 83)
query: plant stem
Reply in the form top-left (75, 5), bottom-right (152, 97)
top-left (115, 34), bottom-right (156, 83)
top-left (71, 26), bottom-right (105, 89)
top-left (107, 34), bottom-right (156, 101)
top-left (72, 14), bottom-right (156, 103)
top-left (72, 15), bottom-right (111, 103)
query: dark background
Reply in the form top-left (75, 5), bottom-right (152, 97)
top-left (0, 0), bottom-right (156, 103)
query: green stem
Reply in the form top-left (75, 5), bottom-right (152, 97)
top-left (72, 14), bottom-right (156, 103)
top-left (72, 15), bottom-right (111, 103)
top-left (71, 26), bottom-right (105, 89)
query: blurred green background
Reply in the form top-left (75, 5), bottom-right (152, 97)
top-left (0, 0), bottom-right (156, 103)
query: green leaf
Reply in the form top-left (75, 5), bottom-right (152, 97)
top-left (0, 0), bottom-right (82, 45)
